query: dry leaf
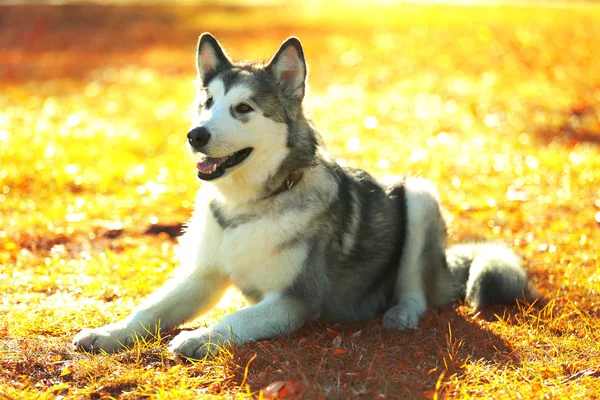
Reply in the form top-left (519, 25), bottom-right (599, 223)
top-left (263, 380), bottom-right (304, 399)
top-left (50, 383), bottom-right (69, 392)
top-left (59, 365), bottom-right (74, 377)
top-left (326, 327), bottom-right (340, 337)
top-left (332, 335), bottom-right (342, 348)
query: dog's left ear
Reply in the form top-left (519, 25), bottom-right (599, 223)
top-left (266, 37), bottom-right (307, 101)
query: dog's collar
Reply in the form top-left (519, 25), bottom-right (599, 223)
top-left (269, 170), bottom-right (304, 198)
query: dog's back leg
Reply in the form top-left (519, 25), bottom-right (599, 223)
top-left (382, 177), bottom-right (446, 329)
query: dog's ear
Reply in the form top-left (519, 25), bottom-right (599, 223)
top-left (197, 33), bottom-right (232, 84)
top-left (266, 37), bottom-right (307, 101)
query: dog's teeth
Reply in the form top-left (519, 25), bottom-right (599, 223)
top-left (212, 164), bottom-right (217, 172)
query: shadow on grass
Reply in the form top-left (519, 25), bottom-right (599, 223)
top-left (229, 306), bottom-right (523, 398)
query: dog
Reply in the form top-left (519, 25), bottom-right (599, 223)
top-left (73, 33), bottom-right (534, 360)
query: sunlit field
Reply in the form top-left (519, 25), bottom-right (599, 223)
top-left (1, 2), bottom-right (600, 399)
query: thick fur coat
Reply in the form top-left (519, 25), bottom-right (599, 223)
top-left (74, 34), bottom-right (533, 360)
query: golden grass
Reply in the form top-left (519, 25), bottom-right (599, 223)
top-left (1, 2), bottom-right (600, 398)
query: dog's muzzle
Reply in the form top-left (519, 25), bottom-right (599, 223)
top-left (187, 126), bottom-right (254, 181)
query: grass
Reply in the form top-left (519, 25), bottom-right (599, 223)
top-left (1, 1), bottom-right (600, 398)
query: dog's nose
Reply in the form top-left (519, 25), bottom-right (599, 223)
top-left (187, 127), bottom-right (211, 149)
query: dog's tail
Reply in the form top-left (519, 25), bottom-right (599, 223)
top-left (441, 243), bottom-right (538, 308)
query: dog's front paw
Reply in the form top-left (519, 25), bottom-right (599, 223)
top-left (73, 323), bottom-right (135, 353)
top-left (382, 305), bottom-right (422, 330)
top-left (168, 328), bottom-right (227, 361)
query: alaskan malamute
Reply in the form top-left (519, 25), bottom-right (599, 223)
top-left (74, 33), bottom-right (534, 359)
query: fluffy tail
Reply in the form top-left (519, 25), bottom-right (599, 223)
top-left (445, 244), bottom-right (537, 308)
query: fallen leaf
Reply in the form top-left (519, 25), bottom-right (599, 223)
top-left (59, 365), bottom-right (74, 377)
top-left (326, 328), bottom-right (340, 337)
top-left (332, 335), bottom-right (342, 348)
top-left (50, 383), bottom-right (69, 392)
top-left (264, 380), bottom-right (285, 395)
top-left (263, 380), bottom-right (304, 399)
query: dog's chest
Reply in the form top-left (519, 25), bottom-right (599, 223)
top-left (205, 205), bottom-right (311, 295)
top-left (220, 225), bottom-right (306, 293)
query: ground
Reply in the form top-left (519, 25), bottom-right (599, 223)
top-left (1, 2), bottom-right (600, 399)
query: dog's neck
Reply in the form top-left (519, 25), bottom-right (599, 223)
top-left (265, 169), bottom-right (304, 198)
top-left (209, 167), bottom-right (305, 209)
top-left (209, 117), bottom-right (320, 208)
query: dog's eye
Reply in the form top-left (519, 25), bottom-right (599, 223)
top-left (235, 103), bottom-right (254, 114)
top-left (204, 97), bottom-right (214, 109)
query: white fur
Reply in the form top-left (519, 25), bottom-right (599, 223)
top-left (207, 167), bottom-right (337, 294)
top-left (73, 190), bottom-right (318, 356)
top-left (194, 79), bottom-right (291, 205)
top-left (382, 177), bottom-right (440, 329)
top-left (167, 292), bottom-right (306, 359)
top-left (73, 160), bottom-right (339, 357)
top-left (73, 191), bottom-right (312, 355)
top-left (72, 269), bottom-right (228, 353)
top-left (216, 214), bottom-right (310, 294)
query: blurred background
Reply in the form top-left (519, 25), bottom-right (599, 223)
top-left (2, 0), bottom-right (599, 241)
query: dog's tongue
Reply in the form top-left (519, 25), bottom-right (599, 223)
top-left (196, 155), bottom-right (228, 174)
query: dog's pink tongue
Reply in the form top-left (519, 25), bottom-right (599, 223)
top-left (196, 155), bottom-right (227, 174)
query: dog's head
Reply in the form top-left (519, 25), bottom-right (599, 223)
top-left (188, 33), bottom-right (316, 195)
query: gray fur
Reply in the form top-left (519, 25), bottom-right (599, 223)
top-left (448, 244), bottom-right (529, 308)
top-left (284, 237), bottom-right (328, 320)
top-left (240, 286), bottom-right (264, 304)
top-left (209, 200), bottom-right (257, 230)
top-left (204, 66), bottom-right (290, 124)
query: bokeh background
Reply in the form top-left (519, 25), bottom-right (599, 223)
top-left (1, 0), bottom-right (600, 398)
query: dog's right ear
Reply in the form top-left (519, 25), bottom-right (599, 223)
top-left (197, 33), bottom-right (232, 84)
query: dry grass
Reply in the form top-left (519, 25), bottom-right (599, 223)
top-left (1, 2), bottom-right (600, 399)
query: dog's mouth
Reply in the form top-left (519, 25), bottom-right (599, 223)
top-left (196, 147), bottom-right (253, 181)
